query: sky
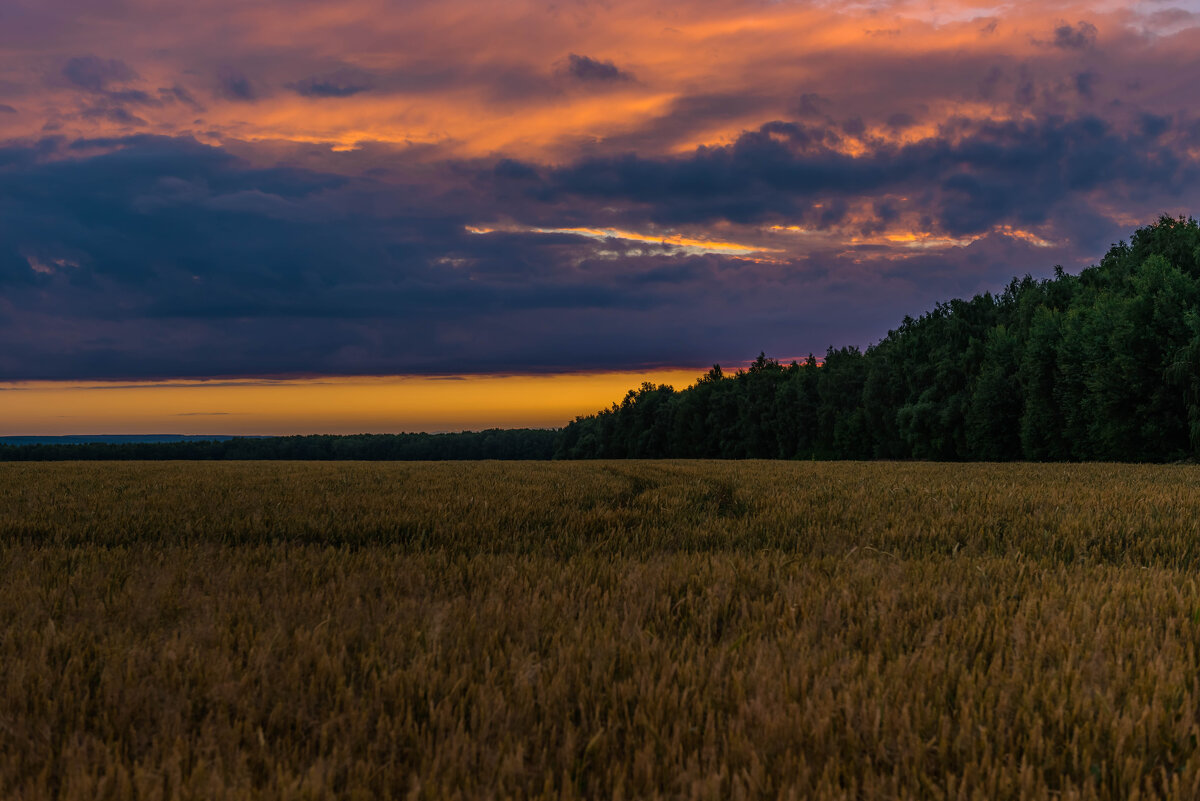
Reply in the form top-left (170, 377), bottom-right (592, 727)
top-left (2, 0), bottom-right (1200, 433)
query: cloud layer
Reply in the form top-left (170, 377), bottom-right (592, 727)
top-left (1, 0), bottom-right (1199, 380)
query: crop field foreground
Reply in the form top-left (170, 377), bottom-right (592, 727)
top-left (6, 462), bottom-right (1200, 800)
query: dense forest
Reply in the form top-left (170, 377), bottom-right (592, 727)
top-left (0, 429), bottom-right (557, 461)
top-left (556, 216), bottom-right (1200, 462)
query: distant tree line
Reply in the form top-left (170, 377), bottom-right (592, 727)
top-left (0, 429), bottom-right (557, 461)
top-left (556, 216), bottom-right (1200, 462)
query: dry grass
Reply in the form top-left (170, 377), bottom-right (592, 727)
top-left (3, 461), bottom-right (1200, 799)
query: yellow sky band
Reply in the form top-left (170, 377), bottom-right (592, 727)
top-left (0, 369), bottom-right (712, 435)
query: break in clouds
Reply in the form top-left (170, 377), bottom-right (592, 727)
top-left (1, 0), bottom-right (1200, 380)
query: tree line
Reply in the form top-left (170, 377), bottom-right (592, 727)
top-left (0, 429), bottom-right (557, 461)
top-left (556, 216), bottom-right (1200, 462)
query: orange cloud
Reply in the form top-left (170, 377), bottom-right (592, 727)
top-left (3, 0), bottom-right (1191, 162)
top-left (769, 223), bottom-right (1056, 251)
top-left (468, 223), bottom-right (780, 257)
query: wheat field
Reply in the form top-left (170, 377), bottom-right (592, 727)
top-left (4, 461), bottom-right (1200, 799)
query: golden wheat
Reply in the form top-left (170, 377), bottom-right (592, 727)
top-left (3, 461), bottom-right (1200, 799)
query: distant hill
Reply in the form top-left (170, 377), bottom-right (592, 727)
top-left (0, 430), bottom-right (557, 460)
top-left (0, 435), bottom-right (243, 446)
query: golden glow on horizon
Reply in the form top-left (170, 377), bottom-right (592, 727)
top-left (0, 370), bottom-right (712, 436)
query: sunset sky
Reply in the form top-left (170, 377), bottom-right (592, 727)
top-left (3, 0), bottom-right (1200, 433)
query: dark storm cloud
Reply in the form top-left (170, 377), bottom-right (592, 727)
top-left (158, 85), bottom-right (203, 109)
top-left (59, 55), bottom-right (159, 116)
top-left (1, 102), bottom-right (1199, 381)
top-left (1139, 112), bottom-right (1172, 139)
top-left (0, 136), bottom-right (728, 379)
top-left (792, 93), bottom-right (831, 117)
top-left (216, 69), bottom-right (255, 101)
top-left (565, 54), bottom-right (632, 82)
top-left (288, 69), bottom-right (374, 98)
top-left (1051, 21), bottom-right (1098, 50)
top-left (62, 56), bottom-right (137, 93)
top-left (81, 105), bottom-right (148, 126)
top-left (0, 104), bottom-right (15, 113)
top-left (842, 116), bottom-right (866, 136)
top-left (1074, 70), bottom-right (1097, 99)
top-left (978, 66), bottom-right (1004, 99)
top-left (523, 115), bottom-right (1196, 234)
top-left (1014, 66), bottom-right (1036, 106)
